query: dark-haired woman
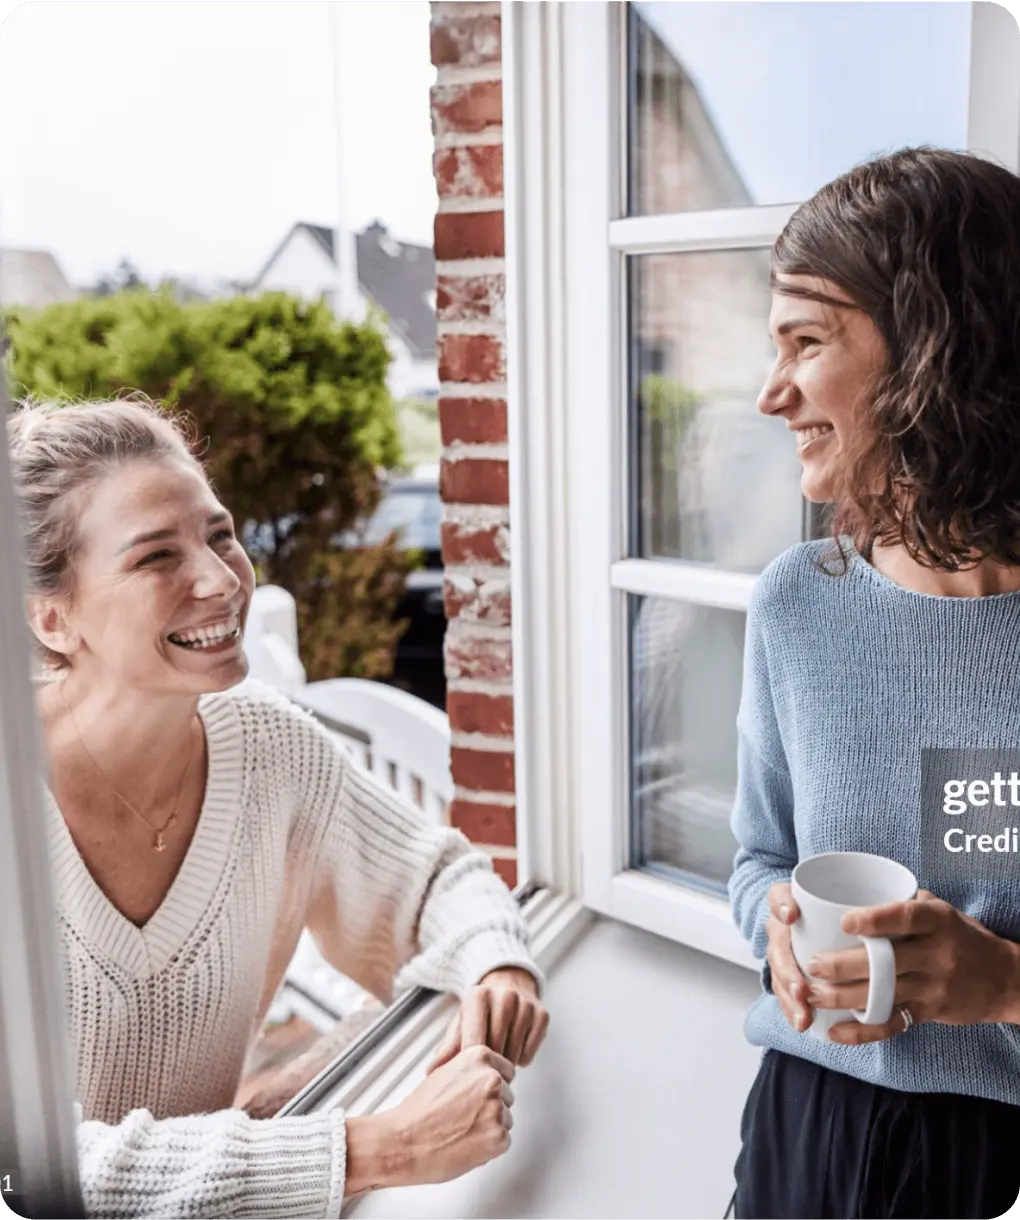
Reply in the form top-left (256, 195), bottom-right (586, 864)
top-left (729, 147), bottom-right (1020, 1219)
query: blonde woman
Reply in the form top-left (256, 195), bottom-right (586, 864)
top-left (8, 398), bottom-right (548, 1218)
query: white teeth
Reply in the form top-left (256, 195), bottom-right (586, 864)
top-left (168, 614), bottom-right (240, 650)
top-left (796, 425), bottom-right (834, 450)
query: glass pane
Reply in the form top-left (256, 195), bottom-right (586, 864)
top-left (630, 595), bottom-right (743, 890)
top-left (628, 1), bottom-right (972, 214)
top-left (630, 251), bottom-right (803, 571)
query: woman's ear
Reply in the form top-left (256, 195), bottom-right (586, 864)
top-left (25, 595), bottom-right (80, 664)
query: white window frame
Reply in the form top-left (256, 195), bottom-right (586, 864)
top-left (0, 375), bottom-right (82, 1216)
top-left (503, 0), bottom-right (1020, 968)
top-left (0, 406), bottom-right (591, 1210)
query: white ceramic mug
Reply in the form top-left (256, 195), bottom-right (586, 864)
top-left (790, 852), bottom-right (918, 1041)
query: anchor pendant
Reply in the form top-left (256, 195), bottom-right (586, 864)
top-left (154, 813), bottom-right (176, 853)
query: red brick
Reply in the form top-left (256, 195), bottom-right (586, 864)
top-left (435, 212), bottom-right (505, 261)
top-left (448, 690), bottom-right (514, 736)
top-left (445, 576), bottom-right (511, 627)
top-left (440, 398), bottom-right (507, 446)
top-left (492, 857), bottom-right (517, 889)
top-left (445, 629), bottom-right (512, 682)
top-left (431, 81), bottom-right (502, 137)
top-left (438, 334), bottom-right (505, 383)
top-left (452, 746), bottom-right (516, 793)
top-left (441, 520), bottom-right (510, 565)
top-left (431, 13), bottom-right (501, 67)
top-left (434, 146), bottom-right (503, 200)
top-left (437, 275), bottom-right (505, 324)
top-left (450, 799), bottom-right (517, 846)
top-left (441, 458), bottom-right (509, 506)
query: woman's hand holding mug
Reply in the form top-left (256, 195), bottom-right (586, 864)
top-left (808, 891), bottom-right (1020, 1043)
top-left (765, 881), bottom-right (813, 1034)
top-left (767, 855), bottom-right (1020, 1045)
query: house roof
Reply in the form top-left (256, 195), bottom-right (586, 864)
top-left (0, 247), bottom-right (76, 308)
top-left (261, 221), bottom-right (436, 359)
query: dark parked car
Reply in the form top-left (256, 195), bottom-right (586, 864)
top-left (351, 468), bottom-right (446, 709)
top-left (245, 468), bottom-right (446, 709)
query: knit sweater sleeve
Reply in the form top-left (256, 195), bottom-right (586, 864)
top-left (271, 693), bottom-right (541, 1002)
top-left (728, 576), bottom-right (798, 961)
top-left (76, 1106), bottom-right (347, 1219)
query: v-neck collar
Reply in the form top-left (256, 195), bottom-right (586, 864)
top-left (46, 692), bottom-right (243, 978)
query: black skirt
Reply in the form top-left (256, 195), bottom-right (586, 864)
top-left (734, 1049), bottom-right (1020, 1220)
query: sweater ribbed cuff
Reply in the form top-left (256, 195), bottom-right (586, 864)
top-left (238, 1109), bottom-right (348, 1217)
top-left (452, 930), bottom-right (546, 998)
top-left (77, 1105), bottom-right (348, 1219)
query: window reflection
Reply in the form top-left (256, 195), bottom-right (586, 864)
top-left (630, 595), bottom-right (744, 888)
top-left (629, 1), bottom-right (972, 215)
top-left (630, 250), bottom-right (803, 571)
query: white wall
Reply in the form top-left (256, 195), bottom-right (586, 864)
top-left (256, 227), bottom-right (369, 317)
top-left (387, 330), bottom-right (439, 401)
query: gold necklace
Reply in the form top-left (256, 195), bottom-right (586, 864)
top-left (59, 683), bottom-right (198, 853)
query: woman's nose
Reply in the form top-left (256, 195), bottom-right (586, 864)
top-left (190, 551), bottom-right (240, 600)
top-left (757, 361), bottom-right (798, 417)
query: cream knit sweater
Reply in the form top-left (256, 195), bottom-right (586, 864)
top-left (49, 680), bottom-right (537, 1218)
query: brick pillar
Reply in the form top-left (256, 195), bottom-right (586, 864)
top-left (430, 1), bottom-right (516, 889)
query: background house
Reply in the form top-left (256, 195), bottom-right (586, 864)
top-left (0, 247), bottom-right (77, 308)
top-left (251, 220), bottom-right (438, 401)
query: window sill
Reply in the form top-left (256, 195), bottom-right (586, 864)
top-left (599, 871), bottom-right (757, 971)
top-left (279, 886), bottom-right (591, 1120)
top-left (345, 917), bottom-right (762, 1219)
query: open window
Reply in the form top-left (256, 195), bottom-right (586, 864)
top-left (558, 0), bottom-right (1019, 966)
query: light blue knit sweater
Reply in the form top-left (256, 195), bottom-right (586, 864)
top-left (729, 539), bottom-right (1020, 1103)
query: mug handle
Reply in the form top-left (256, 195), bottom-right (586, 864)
top-left (853, 936), bottom-right (896, 1025)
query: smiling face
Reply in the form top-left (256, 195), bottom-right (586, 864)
top-left (758, 274), bottom-right (888, 503)
top-left (33, 457), bottom-right (255, 695)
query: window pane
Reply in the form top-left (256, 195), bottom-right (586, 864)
top-left (630, 251), bottom-right (803, 571)
top-left (628, 1), bottom-right (972, 215)
top-left (630, 595), bottom-right (743, 890)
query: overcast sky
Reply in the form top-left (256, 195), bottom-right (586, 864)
top-left (0, 1), bottom-right (437, 288)
top-left (2, 0), bottom-right (1017, 292)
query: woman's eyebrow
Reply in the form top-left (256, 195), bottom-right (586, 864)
top-left (117, 511), bottom-right (231, 554)
top-left (775, 317), bottom-right (826, 337)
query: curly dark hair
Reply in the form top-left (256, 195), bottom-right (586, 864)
top-left (772, 146), bottom-right (1020, 570)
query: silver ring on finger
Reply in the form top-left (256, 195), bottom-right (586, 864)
top-left (896, 1004), bottom-right (914, 1034)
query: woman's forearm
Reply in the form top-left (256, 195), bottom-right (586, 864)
top-left (991, 936), bottom-right (1020, 1024)
top-left (344, 1113), bottom-right (410, 1195)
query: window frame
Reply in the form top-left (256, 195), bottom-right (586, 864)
top-left (0, 375), bottom-right (83, 1217)
top-left (504, 0), bottom-right (1020, 966)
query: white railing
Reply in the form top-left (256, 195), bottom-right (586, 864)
top-left (243, 586), bottom-right (453, 1027)
top-left (296, 679), bottom-right (452, 825)
top-left (243, 584), bottom-right (307, 697)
